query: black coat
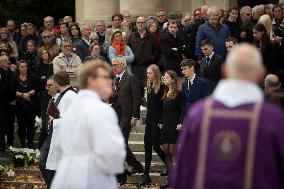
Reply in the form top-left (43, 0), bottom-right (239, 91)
top-left (75, 39), bottom-right (90, 61)
top-left (161, 32), bottom-right (191, 75)
top-left (0, 68), bottom-right (15, 103)
top-left (145, 85), bottom-right (163, 145)
top-left (200, 53), bottom-right (223, 93)
top-left (115, 71), bottom-right (142, 129)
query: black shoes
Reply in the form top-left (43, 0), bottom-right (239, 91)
top-left (160, 169), bottom-right (168, 176)
top-left (137, 174), bottom-right (152, 187)
top-left (117, 173), bottom-right (127, 186)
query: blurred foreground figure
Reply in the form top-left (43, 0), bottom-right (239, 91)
top-left (51, 61), bottom-right (126, 189)
top-left (172, 43), bottom-right (284, 189)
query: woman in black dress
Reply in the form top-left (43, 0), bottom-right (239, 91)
top-left (35, 48), bottom-right (54, 145)
top-left (138, 64), bottom-right (166, 186)
top-left (13, 60), bottom-right (37, 148)
top-left (160, 70), bottom-right (182, 188)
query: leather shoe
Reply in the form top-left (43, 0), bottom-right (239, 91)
top-left (118, 173), bottom-right (127, 186)
top-left (160, 169), bottom-right (168, 176)
top-left (137, 174), bottom-right (152, 187)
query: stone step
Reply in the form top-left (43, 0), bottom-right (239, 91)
top-left (126, 172), bottom-right (167, 184)
top-left (141, 162), bottom-right (165, 173)
top-left (134, 152), bottom-right (163, 163)
top-left (129, 133), bottom-right (144, 141)
top-left (129, 141), bottom-right (144, 152)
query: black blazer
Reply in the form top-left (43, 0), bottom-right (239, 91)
top-left (75, 39), bottom-right (90, 61)
top-left (200, 53), bottom-right (223, 93)
top-left (180, 76), bottom-right (209, 122)
top-left (115, 71), bottom-right (142, 128)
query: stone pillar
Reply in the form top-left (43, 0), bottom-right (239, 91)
top-left (76, 0), bottom-right (119, 25)
top-left (119, 0), bottom-right (165, 17)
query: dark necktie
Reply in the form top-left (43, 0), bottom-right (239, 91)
top-left (205, 57), bottom-right (210, 75)
top-left (115, 77), bottom-right (120, 90)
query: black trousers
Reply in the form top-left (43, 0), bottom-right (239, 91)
top-left (0, 103), bottom-right (16, 148)
top-left (16, 108), bottom-right (36, 147)
top-left (121, 126), bottom-right (143, 171)
top-left (144, 142), bottom-right (165, 175)
top-left (39, 147), bottom-right (55, 189)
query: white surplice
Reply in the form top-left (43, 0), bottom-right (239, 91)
top-left (46, 89), bottom-right (77, 170)
top-left (50, 90), bottom-right (126, 189)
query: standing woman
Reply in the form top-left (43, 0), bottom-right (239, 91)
top-left (138, 64), bottom-right (166, 186)
top-left (160, 70), bottom-right (182, 189)
top-left (253, 23), bottom-right (274, 73)
top-left (22, 40), bottom-right (38, 77)
top-left (35, 49), bottom-right (53, 134)
top-left (56, 22), bottom-right (70, 46)
top-left (68, 23), bottom-right (82, 51)
top-left (108, 29), bottom-right (134, 73)
top-left (13, 60), bottom-right (37, 148)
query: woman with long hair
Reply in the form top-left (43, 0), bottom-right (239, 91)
top-left (138, 64), bottom-right (166, 186)
top-left (56, 22), bottom-right (70, 46)
top-left (160, 70), bottom-right (182, 188)
top-left (108, 29), bottom-right (134, 73)
top-left (253, 23), bottom-right (274, 72)
top-left (35, 49), bottom-right (54, 131)
top-left (68, 23), bottom-right (82, 50)
top-left (13, 60), bottom-right (37, 148)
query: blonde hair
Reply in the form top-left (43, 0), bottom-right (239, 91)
top-left (146, 64), bottom-right (161, 94)
top-left (258, 14), bottom-right (273, 40)
top-left (77, 60), bottom-right (111, 89)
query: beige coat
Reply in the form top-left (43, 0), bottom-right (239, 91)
top-left (53, 52), bottom-right (82, 86)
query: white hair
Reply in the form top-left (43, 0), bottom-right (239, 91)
top-left (207, 6), bottom-right (220, 16)
top-left (240, 6), bottom-right (252, 14)
top-left (226, 43), bottom-right (263, 81)
top-left (44, 16), bottom-right (54, 22)
top-left (252, 5), bottom-right (264, 15)
top-left (112, 57), bottom-right (126, 64)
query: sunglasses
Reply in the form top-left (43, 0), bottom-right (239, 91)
top-left (43, 36), bottom-right (51, 39)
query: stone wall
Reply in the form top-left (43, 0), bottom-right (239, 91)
top-left (76, 0), bottom-right (238, 25)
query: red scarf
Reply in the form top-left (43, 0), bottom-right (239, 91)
top-left (112, 41), bottom-right (126, 56)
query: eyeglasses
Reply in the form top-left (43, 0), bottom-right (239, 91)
top-left (184, 19), bottom-right (191, 22)
top-left (46, 84), bottom-right (53, 87)
top-left (112, 64), bottom-right (120, 67)
top-left (245, 13), bottom-right (251, 16)
top-left (63, 45), bottom-right (72, 48)
top-left (201, 48), bottom-right (208, 51)
top-left (43, 36), bottom-right (51, 39)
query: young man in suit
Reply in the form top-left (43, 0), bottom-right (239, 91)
top-left (112, 57), bottom-right (144, 185)
top-left (177, 59), bottom-right (209, 131)
top-left (200, 39), bottom-right (223, 93)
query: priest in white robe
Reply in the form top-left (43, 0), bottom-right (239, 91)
top-left (51, 60), bottom-right (126, 189)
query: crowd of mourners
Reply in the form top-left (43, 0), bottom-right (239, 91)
top-left (1, 3), bottom-right (284, 188)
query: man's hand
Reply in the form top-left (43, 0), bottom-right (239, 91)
top-left (176, 124), bottom-right (182, 131)
top-left (130, 118), bottom-right (137, 128)
top-left (48, 116), bottom-right (55, 125)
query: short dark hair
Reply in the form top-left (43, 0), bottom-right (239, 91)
top-left (228, 7), bottom-right (239, 13)
top-left (167, 20), bottom-right (178, 27)
top-left (201, 39), bottom-right (214, 47)
top-left (53, 71), bottom-right (70, 86)
top-left (180, 59), bottom-right (196, 68)
top-left (272, 4), bottom-right (283, 12)
top-left (111, 14), bottom-right (123, 21)
top-left (226, 37), bottom-right (238, 44)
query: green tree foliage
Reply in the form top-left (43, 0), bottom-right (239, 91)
top-left (0, 0), bottom-right (75, 28)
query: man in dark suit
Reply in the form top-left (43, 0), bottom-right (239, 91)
top-left (178, 59), bottom-right (209, 129)
top-left (112, 57), bottom-right (144, 185)
top-left (200, 39), bottom-right (223, 93)
top-left (75, 24), bottom-right (92, 61)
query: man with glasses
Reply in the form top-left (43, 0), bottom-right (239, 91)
top-left (38, 77), bottom-right (59, 188)
top-left (128, 17), bottom-right (159, 90)
top-left (38, 31), bottom-right (60, 60)
top-left (53, 39), bottom-right (82, 86)
top-left (112, 57), bottom-right (144, 185)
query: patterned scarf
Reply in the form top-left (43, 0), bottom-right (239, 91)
top-left (112, 41), bottom-right (126, 56)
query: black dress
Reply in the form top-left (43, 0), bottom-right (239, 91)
top-left (145, 85), bottom-right (164, 145)
top-left (161, 91), bottom-right (182, 144)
